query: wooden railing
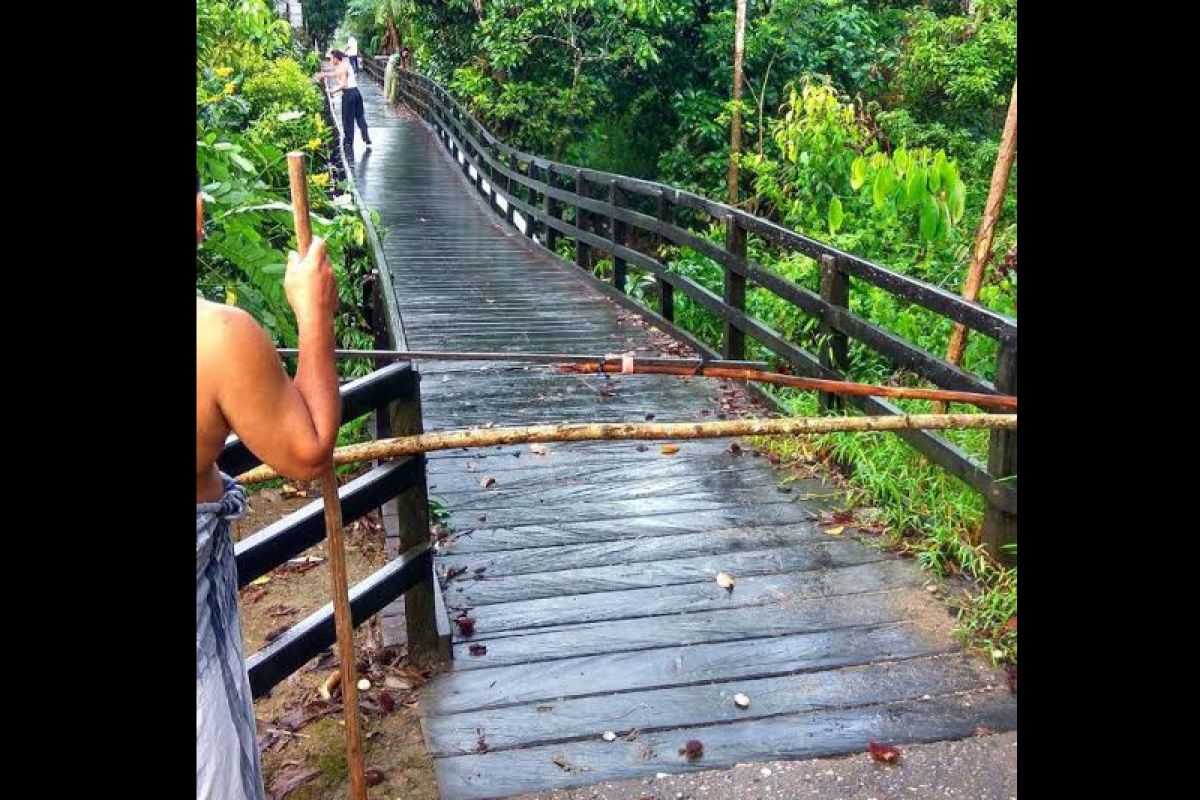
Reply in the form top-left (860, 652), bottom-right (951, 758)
top-left (220, 363), bottom-right (447, 696)
top-left (372, 58), bottom-right (1017, 560)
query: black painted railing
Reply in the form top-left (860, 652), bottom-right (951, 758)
top-left (370, 57), bottom-right (1016, 559)
top-left (219, 362), bottom-right (445, 697)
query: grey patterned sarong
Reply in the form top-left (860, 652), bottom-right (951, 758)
top-left (197, 474), bottom-right (265, 800)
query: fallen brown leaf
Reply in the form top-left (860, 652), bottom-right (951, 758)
top-left (264, 624), bottom-right (290, 644)
top-left (660, 444), bottom-right (680, 455)
top-left (480, 475), bottom-right (497, 489)
top-left (379, 691), bottom-right (396, 714)
top-left (242, 586), bottom-right (269, 604)
top-left (552, 755), bottom-right (587, 773)
top-left (268, 765), bottom-right (320, 799)
top-left (456, 616), bottom-right (476, 636)
top-left (469, 644), bottom-right (488, 656)
top-left (364, 768), bottom-right (385, 787)
top-left (318, 670), bottom-right (341, 701)
top-left (265, 604), bottom-right (298, 618)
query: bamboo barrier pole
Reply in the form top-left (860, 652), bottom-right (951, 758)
top-left (558, 362), bottom-right (1016, 411)
top-left (236, 413), bottom-right (1016, 485)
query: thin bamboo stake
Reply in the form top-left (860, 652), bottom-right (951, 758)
top-left (559, 362), bottom-right (1016, 411)
top-left (236, 413), bottom-right (1017, 485)
top-left (286, 152), bottom-right (367, 800)
top-left (726, 0), bottom-right (748, 205)
top-left (936, 77), bottom-right (1017, 412)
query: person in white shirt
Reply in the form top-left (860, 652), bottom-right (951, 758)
top-left (346, 35), bottom-right (359, 74)
top-left (314, 50), bottom-right (371, 153)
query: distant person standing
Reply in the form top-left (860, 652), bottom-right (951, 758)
top-left (345, 34), bottom-right (359, 73)
top-left (315, 50), bottom-right (370, 153)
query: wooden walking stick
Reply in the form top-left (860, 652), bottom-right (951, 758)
top-left (286, 151), bottom-right (368, 800)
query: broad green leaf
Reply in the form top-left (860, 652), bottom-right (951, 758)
top-left (230, 152), bottom-right (256, 172)
top-left (894, 148), bottom-right (908, 177)
top-left (828, 196), bottom-right (844, 234)
top-left (277, 110), bottom-right (305, 122)
top-left (949, 179), bottom-right (966, 223)
top-left (872, 165), bottom-right (894, 208)
top-left (907, 167), bottom-right (925, 207)
top-left (941, 160), bottom-right (958, 194)
top-left (931, 151), bottom-right (946, 191)
top-left (850, 157), bottom-right (867, 190)
top-left (920, 195), bottom-right (939, 241)
top-left (940, 199), bottom-right (953, 240)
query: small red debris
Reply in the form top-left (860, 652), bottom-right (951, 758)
top-left (364, 768), bottom-right (385, 787)
top-left (868, 741), bottom-right (901, 765)
top-left (456, 616), bottom-right (476, 636)
top-left (469, 644), bottom-right (487, 656)
top-left (679, 739), bottom-right (703, 761)
top-left (379, 691), bottom-right (396, 714)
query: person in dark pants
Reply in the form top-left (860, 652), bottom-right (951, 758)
top-left (314, 50), bottom-right (370, 153)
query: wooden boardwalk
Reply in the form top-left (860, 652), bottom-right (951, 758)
top-left (347, 76), bottom-right (1016, 800)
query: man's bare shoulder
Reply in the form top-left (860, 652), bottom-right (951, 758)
top-left (197, 298), bottom-right (265, 351)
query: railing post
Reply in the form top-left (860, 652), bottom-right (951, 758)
top-left (982, 341), bottom-right (1017, 566)
top-left (574, 169), bottom-right (591, 270)
top-left (723, 217), bottom-right (747, 360)
top-left (377, 370), bottom-right (445, 665)
top-left (656, 191), bottom-right (674, 322)
top-left (818, 254), bottom-right (850, 413)
top-left (544, 165), bottom-right (560, 252)
top-left (609, 181), bottom-right (627, 293)
top-left (473, 128), bottom-right (486, 196)
top-left (505, 153), bottom-right (518, 227)
top-left (525, 162), bottom-right (539, 240)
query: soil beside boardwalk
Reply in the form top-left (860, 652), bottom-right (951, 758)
top-left (235, 477), bottom-right (439, 800)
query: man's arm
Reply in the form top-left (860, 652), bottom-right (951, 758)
top-left (212, 239), bottom-right (341, 480)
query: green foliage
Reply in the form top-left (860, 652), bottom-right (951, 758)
top-left (197, 0), bottom-right (377, 378)
top-left (894, 2), bottom-right (1017, 132)
top-left (303, 0), bottom-right (350, 50)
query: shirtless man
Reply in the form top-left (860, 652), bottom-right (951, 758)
top-left (196, 178), bottom-right (340, 800)
top-left (314, 49), bottom-right (371, 155)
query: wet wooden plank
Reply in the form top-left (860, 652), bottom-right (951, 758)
top-left (447, 560), bottom-right (923, 638)
top-left (437, 503), bottom-right (817, 556)
top-left (445, 541), bottom-right (891, 607)
top-left (425, 653), bottom-right (995, 755)
top-left (434, 691), bottom-right (1017, 799)
top-left (438, 523), bottom-right (824, 579)
top-left (451, 588), bottom-right (914, 668)
top-left (434, 492), bottom-right (814, 534)
top-left (426, 469), bottom-right (798, 513)
top-left (422, 622), bottom-right (947, 715)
